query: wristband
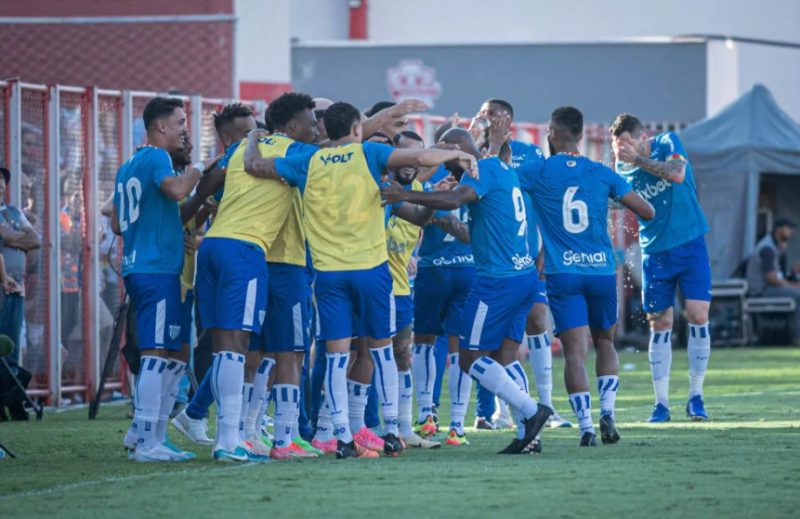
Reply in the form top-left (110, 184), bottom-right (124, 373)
top-left (192, 162), bottom-right (206, 174)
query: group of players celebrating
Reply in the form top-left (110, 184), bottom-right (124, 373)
top-left (113, 91), bottom-right (712, 462)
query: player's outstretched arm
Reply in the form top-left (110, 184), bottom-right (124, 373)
top-left (619, 191), bottom-right (655, 221)
top-left (243, 130), bottom-right (282, 180)
top-left (160, 155), bottom-right (219, 201)
top-left (392, 202), bottom-right (436, 227)
top-left (433, 213), bottom-right (470, 243)
top-left (363, 99), bottom-right (428, 138)
top-left (382, 181), bottom-right (477, 210)
top-left (387, 148), bottom-right (476, 175)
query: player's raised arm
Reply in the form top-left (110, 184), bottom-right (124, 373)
top-left (432, 213), bottom-right (470, 243)
top-left (382, 180), bottom-right (477, 210)
top-left (363, 99), bottom-right (429, 138)
top-left (619, 191), bottom-right (655, 221)
top-left (613, 133), bottom-right (687, 184)
top-left (160, 155), bottom-right (218, 201)
top-left (387, 147), bottom-right (476, 173)
top-left (243, 129), bottom-right (282, 180)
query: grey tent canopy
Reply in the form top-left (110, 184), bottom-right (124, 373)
top-left (681, 84), bottom-right (800, 280)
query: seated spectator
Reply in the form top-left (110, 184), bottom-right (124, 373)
top-left (746, 218), bottom-right (800, 344)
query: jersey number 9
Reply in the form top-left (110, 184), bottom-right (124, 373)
top-left (563, 186), bottom-right (588, 234)
top-left (512, 187), bottom-right (527, 237)
top-left (116, 178), bottom-right (142, 232)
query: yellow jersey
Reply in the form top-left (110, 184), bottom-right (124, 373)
top-left (276, 141), bottom-right (394, 272)
top-left (205, 135), bottom-right (295, 255)
top-left (387, 180), bottom-right (423, 296)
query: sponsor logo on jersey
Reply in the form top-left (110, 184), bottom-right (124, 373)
top-left (168, 325), bottom-right (181, 341)
top-left (637, 179), bottom-right (672, 201)
top-left (121, 250), bottom-right (137, 269)
top-left (512, 253), bottom-right (535, 270)
top-left (563, 250), bottom-right (608, 267)
top-left (432, 254), bottom-right (474, 267)
top-left (319, 152), bottom-right (354, 166)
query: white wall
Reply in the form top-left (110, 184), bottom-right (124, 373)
top-left (235, 0), bottom-right (291, 88)
top-left (706, 40), bottom-right (740, 118)
top-left (736, 43), bottom-right (800, 123)
top-left (367, 0), bottom-right (800, 45)
top-left (290, 0), bottom-right (349, 42)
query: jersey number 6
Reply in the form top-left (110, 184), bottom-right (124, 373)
top-left (562, 186), bottom-right (588, 234)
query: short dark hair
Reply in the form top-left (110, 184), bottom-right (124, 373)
top-left (394, 130), bottom-right (424, 146)
top-left (365, 101), bottom-right (395, 118)
top-left (324, 102), bottom-right (362, 140)
top-left (143, 97), bottom-right (184, 131)
top-left (774, 218), bottom-right (797, 231)
top-left (213, 103), bottom-right (253, 132)
top-left (610, 113), bottom-right (645, 137)
top-left (551, 106), bottom-right (583, 138)
top-left (434, 121), bottom-right (454, 143)
top-left (0, 167), bottom-right (9, 186)
top-left (486, 98), bottom-right (514, 118)
top-left (266, 92), bottom-right (315, 130)
top-left (256, 120), bottom-right (268, 130)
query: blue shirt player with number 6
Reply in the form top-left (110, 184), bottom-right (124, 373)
top-left (517, 106), bottom-right (654, 448)
top-left (112, 97), bottom-right (212, 463)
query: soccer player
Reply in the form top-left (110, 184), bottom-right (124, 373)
top-left (382, 127), bottom-right (554, 454)
top-left (112, 97), bottom-right (215, 462)
top-left (242, 101), bottom-right (475, 458)
top-left (172, 103), bottom-right (256, 445)
top-left (471, 98), bottom-right (572, 429)
top-left (312, 98), bottom-right (334, 143)
top-left (611, 113), bottom-right (712, 422)
top-left (518, 106), bottom-right (654, 446)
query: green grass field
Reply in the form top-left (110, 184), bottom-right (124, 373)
top-left (1, 347), bottom-right (799, 518)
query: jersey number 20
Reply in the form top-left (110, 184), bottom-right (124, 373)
top-left (563, 186), bottom-right (588, 234)
top-left (116, 178), bottom-right (142, 232)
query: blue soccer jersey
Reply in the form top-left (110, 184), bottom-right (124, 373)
top-left (615, 131), bottom-right (708, 253)
top-left (418, 166), bottom-right (474, 268)
top-left (509, 140), bottom-right (545, 255)
top-left (518, 154), bottom-right (630, 276)
top-left (114, 146), bottom-right (183, 276)
top-left (460, 157), bottom-right (534, 278)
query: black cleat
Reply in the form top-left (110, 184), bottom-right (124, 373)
top-left (498, 438), bottom-right (525, 454)
top-left (579, 432), bottom-right (597, 446)
top-left (336, 440), bottom-right (358, 459)
top-left (383, 433), bottom-right (404, 457)
top-left (529, 437), bottom-right (542, 454)
top-left (431, 405), bottom-right (440, 427)
top-left (599, 414), bottom-right (621, 444)
top-left (520, 404), bottom-right (553, 451)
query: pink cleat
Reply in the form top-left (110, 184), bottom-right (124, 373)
top-left (353, 427), bottom-right (385, 452)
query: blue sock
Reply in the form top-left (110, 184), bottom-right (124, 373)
top-left (432, 336), bottom-right (448, 407)
top-left (476, 383), bottom-right (496, 421)
top-left (309, 340), bottom-right (328, 429)
top-left (364, 376), bottom-right (381, 429)
top-left (298, 355), bottom-right (313, 441)
top-left (186, 360), bottom-right (214, 420)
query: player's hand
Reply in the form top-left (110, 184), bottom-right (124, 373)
top-left (487, 113), bottom-right (512, 156)
top-left (407, 255), bottom-right (418, 278)
top-left (247, 129), bottom-right (269, 142)
top-left (430, 142), bottom-right (460, 151)
top-left (380, 180), bottom-right (407, 206)
top-left (614, 135), bottom-right (640, 164)
top-left (183, 232), bottom-right (196, 255)
top-left (468, 117), bottom-right (489, 149)
top-left (456, 151), bottom-right (478, 178)
top-left (192, 155), bottom-right (222, 175)
top-left (434, 175), bottom-right (458, 191)
top-left (390, 99), bottom-right (429, 117)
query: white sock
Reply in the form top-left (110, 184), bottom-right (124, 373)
top-left (649, 330), bottom-right (672, 407)
top-left (504, 361), bottom-right (530, 440)
top-left (597, 375), bottom-right (619, 418)
top-left (569, 391), bottom-right (594, 435)
top-left (239, 382), bottom-right (253, 443)
top-left (211, 351), bottom-right (245, 451)
top-left (347, 379), bottom-right (370, 433)
top-left (324, 352), bottom-right (352, 443)
top-left (247, 357), bottom-right (275, 438)
top-left (468, 357), bottom-right (537, 419)
top-left (398, 370), bottom-right (414, 437)
top-left (527, 333), bottom-right (553, 407)
top-left (291, 408), bottom-right (300, 441)
top-left (448, 353), bottom-right (471, 435)
top-left (370, 345), bottom-right (400, 435)
top-left (687, 322), bottom-right (711, 398)
top-left (315, 401), bottom-right (334, 442)
top-left (134, 356), bottom-right (166, 449)
top-left (156, 359), bottom-right (186, 443)
top-left (412, 343), bottom-right (435, 422)
top-left (273, 384), bottom-right (299, 449)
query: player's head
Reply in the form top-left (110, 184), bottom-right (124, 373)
top-left (324, 102), bottom-right (363, 142)
top-left (441, 127), bottom-right (480, 178)
top-left (393, 131), bottom-right (424, 185)
top-left (312, 97), bottom-right (334, 143)
top-left (143, 97), bottom-right (187, 153)
top-left (610, 113), bottom-right (649, 154)
top-left (773, 218), bottom-right (796, 249)
top-left (170, 134), bottom-right (193, 169)
top-left (366, 101), bottom-right (407, 140)
top-left (548, 106), bottom-right (583, 155)
top-left (0, 166), bottom-right (10, 200)
top-left (478, 98), bottom-right (514, 122)
top-left (213, 103), bottom-right (256, 148)
top-left (367, 131), bottom-right (392, 145)
top-left (266, 92), bottom-right (318, 144)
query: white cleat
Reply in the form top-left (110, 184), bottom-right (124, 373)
top-left (492, 416), bottom-right (515, 430)
top-left (245, 435), bottom-right (272, 457)
top-left (401, 432), bottom-right (442, 449)
top-left (130, 444), bottom-right (173, 462)
top-left (123, 428), bottom-right (137, 451)
top-left (172, 410), bottom-right (214, 445)
top-left (547, 412), bottom-right (574, 428)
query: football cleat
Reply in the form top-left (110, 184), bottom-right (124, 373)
top-left (354, 427), bottom-right (385, 452)
top-left (214, 444), bottom-right (267, 463)
top-left (172, 410), bottom-right (214, 445)
top-left (260, 434), bottom-right (273, 450)
top-left (401, 432), bottom-right (441, 449)
top-left (647, 403), bottom-right (672, 423)
top-left (497, 438), bottom-right (525, 454)
top-left (130, 444), bottom-right (173, 462)
top-left (547, 412), bottom-right (573, 428)
top-left (474, 417), bottom-right (497, 430)
top-left (519, 405), bottom-right (553, 451)
top-left (311, 438), bottom-right (338, 454)
top-left (162, 439), bottom-right (196, 460)
top-left (530, 437), bottom-right (542, 454)
top-left (269, 446), bottom-right (295, 460)
top-left (492, 416), bottom-right (515, 430)
top-left (293, 437), bottom-right (323, 456)
top-left (431, 405), bottom-right (440, 426)
top-left (599, 414), bottom-right (621, 444)
top-left (579, 432), bottom-right (597, 447)
top-left (123, 429), bottom-right (137, 452)
top-left (445, 429), bottom-right (470, 446)
top-left (245, 435), bottom-right (272, 457)
top-left (686, 395), bottom-right (709, 421)
top-left (336, 440), bottom-right (379, 459)
top-left (287, 441), bottom-right (318, 458)
top-left (414, 416), bottom-right (438, 438)
top-left (383, 433), bottom-right (405, 457)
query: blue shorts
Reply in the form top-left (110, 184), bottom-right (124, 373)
top-left (642, 235), bottom-right (712, 313)
top-left (252, 262), bottom-right (311, 353)
top-left (414, 266), bottom-right (476, 336)
top-left (180, 289), bottom-right (194, 345)
top-left (546, 273), bottom-right (617, 335)
top-left (315, 262), bottom-right (395, 341)
top-left (459, 270), bottom-right (539, 351)
top-left (124, 273), bottom-right (183, 351)
top-left (395, 294), bottom-right (414, 331)
top-left (196, 237), bottom-right (268, 334)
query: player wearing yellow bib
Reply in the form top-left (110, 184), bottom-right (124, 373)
top-left (243, 101), bottom-right (476, 459)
